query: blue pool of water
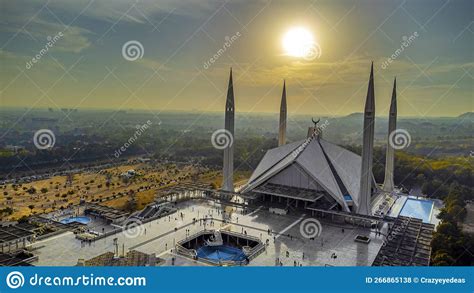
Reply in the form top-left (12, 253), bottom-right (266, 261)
top-left (60, 216), bottom-right (91, 225)
top-left (399, 198), bottom-right (433, 223)
top-left (196, 245), bottom-right (246, 262)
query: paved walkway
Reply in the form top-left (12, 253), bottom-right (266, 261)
top-left (30, 200), bottom-right (386, 266)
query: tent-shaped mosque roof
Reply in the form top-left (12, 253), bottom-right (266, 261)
top-left (242, 135), bottom-right (370, 212)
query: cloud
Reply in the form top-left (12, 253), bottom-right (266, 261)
top-left (189, 55), bottom-right (472, 114)
top-left (33, 0), bottom-right (225, 24)
top-left (200, 56), bottom-right (376, 88)
top-left (134, 58), bottom-right (170, 72)
top-left (424, 62), bottom-right (474, 75)
top-left (0, 49), bottom-right (70, 83)
top-left (1, 0), bottom-right (226, 54)
top-left (29, 19), bottom-right (92, 53)
top-left (0, 3), bottom-right (92, 54)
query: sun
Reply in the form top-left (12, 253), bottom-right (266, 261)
top-left (282, 27), bottom-right (317, 58)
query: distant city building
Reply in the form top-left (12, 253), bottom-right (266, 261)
top-left (137, 157), bottom-right (151, 163)
top-left (120, 169), bottom-right (136, 179)
top-left (5, 145), bottom-right (25, 154)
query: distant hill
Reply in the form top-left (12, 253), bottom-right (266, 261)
top-left (458, 112), bottom-right (474, 120)
top-left (344, 112), bottom-right (363, 119)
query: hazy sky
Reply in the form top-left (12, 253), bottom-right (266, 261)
top-left (1, 0), bottom-right (472, 117)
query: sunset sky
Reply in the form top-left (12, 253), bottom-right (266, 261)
top-left (1, 0), bottom-right (472, 117)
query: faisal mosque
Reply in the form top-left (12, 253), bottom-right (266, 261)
top-left (222, 63), bottom-right (388, 216)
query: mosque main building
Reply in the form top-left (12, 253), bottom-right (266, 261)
top-left (223, 64), bottom-right (389, 217)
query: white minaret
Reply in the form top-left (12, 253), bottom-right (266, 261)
top-left (278, 80), bottom-right (287, 146)
top-left (222, 68), bottom-right (235, 192)
top-left (357, 63), bottom-right (375, 215)
top-left (383, 78), bottom-right (397, 192)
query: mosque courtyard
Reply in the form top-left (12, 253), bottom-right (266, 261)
top-left (30, 200), bottom-right (387, 267)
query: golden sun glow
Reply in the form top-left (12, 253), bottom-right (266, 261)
top-left (282, 27), bottom-right (317, 58)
